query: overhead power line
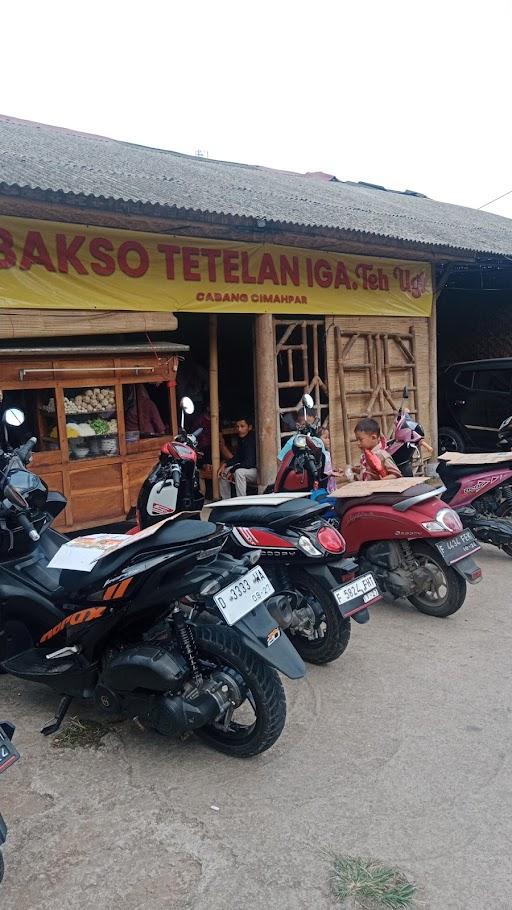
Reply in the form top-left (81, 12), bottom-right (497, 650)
top-left (478, 188), bottom-right (512, 210)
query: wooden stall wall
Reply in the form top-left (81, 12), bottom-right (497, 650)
top-left (326, 316), bottom-right (432, 467)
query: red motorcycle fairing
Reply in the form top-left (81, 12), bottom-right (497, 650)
top-left (337, 495), bottom-right (465, 556)
top-left (161, 441), bottom-right (197, 462)
top-left (274, 449), bottom-right (325, 493)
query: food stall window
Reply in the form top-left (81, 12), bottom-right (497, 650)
top-left (63, 386), bottom-right (118, 460)
top-left (123, 383), bottom-right (169, 445)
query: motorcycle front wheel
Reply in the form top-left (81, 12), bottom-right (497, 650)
top-left (0, 849), bottom-right (4, 883)
top-left (407, 543), bottom-right (466, 617)
top-left (192, 624), bottom-right (287, 758)
top-left (285, 569), bottom-right (351, 664)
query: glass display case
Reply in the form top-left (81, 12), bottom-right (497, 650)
top-left (62, 386), bottom-right (119, 460)
top-left (0, 345), bottom-right (181, 531)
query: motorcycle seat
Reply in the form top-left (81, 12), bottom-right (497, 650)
top-left (208, 497), bottom-right (329, 529)
top-left (334, 483), bottom-right (435, 519)
top-left (58, 519), bottom-right (222, 592)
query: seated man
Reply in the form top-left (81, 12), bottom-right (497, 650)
top-left (218, 416), bottom-right (257, 498)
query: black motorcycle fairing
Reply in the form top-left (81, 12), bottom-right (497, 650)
top-left (233, 603), bottom-right (305, 679)
top-left (59, 519), bottom-right (225, 593)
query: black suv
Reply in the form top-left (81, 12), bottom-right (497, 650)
top-left (438, 358), bottom-right (512, 453)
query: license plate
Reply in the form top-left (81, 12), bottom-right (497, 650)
top-left (0, 736), bottom-right (19, 774)
top-left (333, 572), bottom-right (381, 616)
top-left (213, 566), bottom-right (275, 626)
top-left (435, 529), bottom-right (480, 564)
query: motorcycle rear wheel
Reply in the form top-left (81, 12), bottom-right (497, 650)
top-left (286, 569), bottom-right (351, 664)
top-left (0, 849), bottom-right (4, 883)
top-left (407, 543), bottom-right (466, 617)
top-left (193, 624), bottom-right (286, 758)
top-left (496, 502), bottom-right (512, 557)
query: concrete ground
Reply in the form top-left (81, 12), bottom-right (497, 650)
top-left (1, 546), bottom-right (512, 910)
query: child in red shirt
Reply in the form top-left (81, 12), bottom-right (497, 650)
top-left (353, 418), bottom-right (402, 481)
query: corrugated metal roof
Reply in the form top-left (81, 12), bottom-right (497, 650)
top-left (1, 114), bottom-right (511, 257)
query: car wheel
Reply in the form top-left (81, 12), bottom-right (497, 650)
top-left (438, 427), bottom-right (465, 455)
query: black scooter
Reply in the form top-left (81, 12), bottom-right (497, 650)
top-left (135, 398), bottom-right (381, 665)
top-left (0, 720), bottom-right (19, 883)
top-left (0, 409), bottom-right (304, 758)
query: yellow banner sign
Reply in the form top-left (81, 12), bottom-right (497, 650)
top-left (0, 215), bottom-right (432, 316)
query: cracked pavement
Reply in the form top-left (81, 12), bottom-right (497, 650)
top-left (2, 546), bottom-right (512, 909)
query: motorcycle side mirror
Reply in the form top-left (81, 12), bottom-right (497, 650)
top-left (402, 386), bottom-right (409, 400)
top-left (180, 397), bottom-right (195, 415)
top-left (179, 396), bottom-right (194, 430)
top-left (302, 393), bottom-right (314, 409)
top-left (3, 408), bottom-right (25, 427)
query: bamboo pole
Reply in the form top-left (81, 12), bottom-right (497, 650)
top-left (255, 313), bottom-right (279, 490)
top-left (429, 278), bottom-right (439, 455)
top-left (335, 328), bottom-right (352, 463)
top-left (209, 315), bottom-right (220, 500)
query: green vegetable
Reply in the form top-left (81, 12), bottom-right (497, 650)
top-left (89, 418), bottom-right (110, 436)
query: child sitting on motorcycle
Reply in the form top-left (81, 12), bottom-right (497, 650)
top-left (353, 418), bottom-right (402, 481)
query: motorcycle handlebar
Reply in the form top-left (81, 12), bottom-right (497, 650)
top-left (17, 510), bottom-right (40, 542)
top-left (171, 466), bottom-right (181, 486)
top-left (17, 437), bottom-right (37, 465)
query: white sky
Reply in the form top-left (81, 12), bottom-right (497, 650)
top-left (5, 0), bottom-right (512, 217)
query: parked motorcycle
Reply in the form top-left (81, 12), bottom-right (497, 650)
top-left (386, 387), bottom-right (426, 477)
top-left (0, 720), bottom-right (19, 884)
top-left (273, 398), bottom-right (481, 616)
top-left (205, 495), bottom-right (381, 664)
top-left (0, 411), bottom-right (304, 758)
top-left (136, 398), bottom-right (382, 665)
top-left (436, 415), bottom-right (512, 556)
top-left (328, 482), bottom-right (482, 616)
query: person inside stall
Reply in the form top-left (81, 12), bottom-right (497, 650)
top-left (125, 384), bottom-right (166, 437)
top-left (191, 404), bottom-right (233, 466)
top-left (177, 358), bottom-right (209, 414)
top-left (218, 416), bottom-right (257, 498)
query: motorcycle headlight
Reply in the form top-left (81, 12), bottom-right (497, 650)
top-left (293, 435), bottom-right (307, 450)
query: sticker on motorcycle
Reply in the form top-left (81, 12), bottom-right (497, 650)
top-left (266, 627), bottom-right (281, 646)
top-left (147, 482), bottom-right (178, 516)
top-left (39, 606), bottom-right (107, 643)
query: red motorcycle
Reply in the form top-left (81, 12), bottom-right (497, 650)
top-left (274, 413), bottom-right (482, 617)
top-left (329, 478), bottom-right (481, 617)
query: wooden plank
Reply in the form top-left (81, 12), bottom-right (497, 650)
top-left (0, 309), bottom-right (178, 338)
